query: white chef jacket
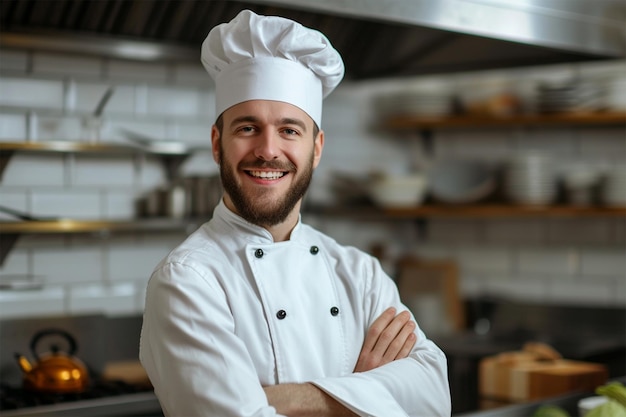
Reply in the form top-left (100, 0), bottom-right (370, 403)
top-left (140, 200), bottom-right (451, 417)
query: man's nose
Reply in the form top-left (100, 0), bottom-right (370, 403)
top-left (253, 130), bottom-right (280, 160)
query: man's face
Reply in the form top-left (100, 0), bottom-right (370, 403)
top-left (211, 100), bottom-right (324, 228)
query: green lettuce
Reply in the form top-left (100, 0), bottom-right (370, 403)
top-left (586, 399), bottom-right (626, 417)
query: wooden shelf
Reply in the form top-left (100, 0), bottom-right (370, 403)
top-left (384, 111), bottom-right (626, 130)
top-left (307, 204), bottom-right (626, 219)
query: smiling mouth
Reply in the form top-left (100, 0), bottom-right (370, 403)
top-left (246, 170), bottom-right (287, 180)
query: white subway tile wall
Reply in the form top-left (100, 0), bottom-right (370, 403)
top-left (0, 77), bottom-right (65, 109)
top-left (0, 287), bottom-right (65, 318)
top-left (33, 53), bottom-right (103, 77)
top-left (0, 48), bottom-right (624, 319)
top-left (0, 113), bottom-right (26, 139)
top-left (68, 282), bottom-right (137, 316)
top-left (2, 154), bottom-right (65, 186)
top-left (0, 49), bottom-right (29, 72)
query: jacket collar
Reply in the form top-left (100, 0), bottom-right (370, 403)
top-left (212, 199), bottom-right (303, 244)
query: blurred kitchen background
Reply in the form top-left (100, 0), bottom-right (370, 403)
top-left (0, 0), bottom-right (624, 416)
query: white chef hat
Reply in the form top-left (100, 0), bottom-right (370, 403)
top-left (201, 9), bottom-right (344, 127)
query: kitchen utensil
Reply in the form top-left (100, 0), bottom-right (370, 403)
top-left (0, 275), bottom-right (44, 291)
top-left (93, 87), bottom-right (115, 118)
top-left (183, 175), bottom-right (223, 217)
top-left (505, 152), bottom-right (557, 205)
top-left (536, 80), bottom-right (605, 113)
top-left (603, 165), bottom-right (626, 206)
top-left (15, 328), bottom-right (90, 393)
top-left (374, 89), bottom-right (453, 118)
top-left (562, 165), bottom-right (601, 206)
top-left (329, 171), bottom-right (371, 206)
top-left (82, 87), bottom-right (115, 143)
top-left (119, 128), bottom-right (188, 154)
top-left (166, 182), bottom-right (186, 219)
top-left (428, 159), bottom-right (496, 204)
top-left (578, 396), bottom-right (608, 416)
top-left (367, 173), bottom-right (428, 208)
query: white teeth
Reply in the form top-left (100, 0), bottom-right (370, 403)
top-left (249, 170), bottom-right (285, 180)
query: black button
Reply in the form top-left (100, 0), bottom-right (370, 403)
top-left (310, 246), bottom-right (319, 255)
top-left (254, 249), bottom-right (264, 258)
top-left (330, 306), bottom-right (339, 316)
top-left (276, 309), bottom-right (287, 320)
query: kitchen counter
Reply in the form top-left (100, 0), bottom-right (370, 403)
top-left (436, 299), bottom-right (626, 413)
top-left (454, 376), bottom-right (626, 417)
top-left (0, 392), bottom-right (162, 417)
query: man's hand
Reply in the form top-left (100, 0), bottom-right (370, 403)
top-left (353, 307), bottom-right (416, 373)
top-left (264, 383), bottom-right (358, 417)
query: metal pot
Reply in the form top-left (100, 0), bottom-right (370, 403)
top-left (15, 328), bottom-right (90, 393)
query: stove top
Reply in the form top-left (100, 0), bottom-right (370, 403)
top-left (0, 380), bottom-right (161, 417)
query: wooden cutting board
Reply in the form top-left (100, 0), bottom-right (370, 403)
top-left (102, 359), bottom-right (152, 387)
top-left (479, 349), bottom-right (608, 403)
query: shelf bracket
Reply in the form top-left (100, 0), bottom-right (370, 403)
top-left (0, 233), bottom-right (19, 266)
top-left (419, 128), bottom-right (435, 156)
top-left (0, 150), bottom-right (15, 182)
top-left (414, 217), bottom-right (429, 240)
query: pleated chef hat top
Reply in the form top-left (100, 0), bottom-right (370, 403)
top-left (201, 9), bottom-right (345, 127)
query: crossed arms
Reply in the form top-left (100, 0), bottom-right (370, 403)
top-left (264, 307), bottom-right (416, 416)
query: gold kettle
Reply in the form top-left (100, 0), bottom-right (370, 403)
top-left (15, 329), bottom-right (90, 393)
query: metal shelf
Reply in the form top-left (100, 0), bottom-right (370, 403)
top-left (0, 141), bottom-right (209, 181)
top-left (0, 218), bottom-right (206, 265)
top-left (0, 140), bottom-right (211, 266)
top-left (0, 218), bottom-right (206, 233)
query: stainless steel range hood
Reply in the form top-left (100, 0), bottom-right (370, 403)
top-left (1, 0), bottom-right (624, 79)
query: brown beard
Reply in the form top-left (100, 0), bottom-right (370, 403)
top-left (218, 142), bottom-right (314, 227)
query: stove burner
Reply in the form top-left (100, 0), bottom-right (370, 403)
top-left (0, 380), bottom-right (152, 411)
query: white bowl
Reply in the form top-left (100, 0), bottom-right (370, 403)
top-left (368, 175), bottom-right (428, 208)
top-left (578, 396), bottom-right (607, 416)
top-left (429, 159), bottom-right (496, 204)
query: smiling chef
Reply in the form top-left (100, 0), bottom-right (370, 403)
top-left (139, 9), bottom-right (450, 417)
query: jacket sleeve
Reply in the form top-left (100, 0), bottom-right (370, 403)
top-left (139, 261), bottom-right (285, 417)
top-left (310, 256), bottom-right (451, 417)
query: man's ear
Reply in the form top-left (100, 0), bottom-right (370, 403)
top-left (313, 130), bottom-right (324, 169)
top-left (211, 125), bottom-right (221, 165)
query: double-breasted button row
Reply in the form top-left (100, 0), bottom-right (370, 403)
top-left (254, 246), bottom-right (319, 259)
top-left (275, 306), bottom-right (339, 320)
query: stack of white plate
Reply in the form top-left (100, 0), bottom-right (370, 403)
top-left (374, 91), bottom-right (453, 118)
top-left (536, 81), bottom-right (605, 113)
top-left (604, 165), bottom-right (626, 206)
top-left (505, 153), bottom-right (557, 205)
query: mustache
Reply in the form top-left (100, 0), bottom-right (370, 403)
top-left (239, 160), bottom-right (296, 171)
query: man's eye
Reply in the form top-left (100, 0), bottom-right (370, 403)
top-left (282, 128), bottom-right (298, 135)
top-left (238, 126), bottom-right (255, 133)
